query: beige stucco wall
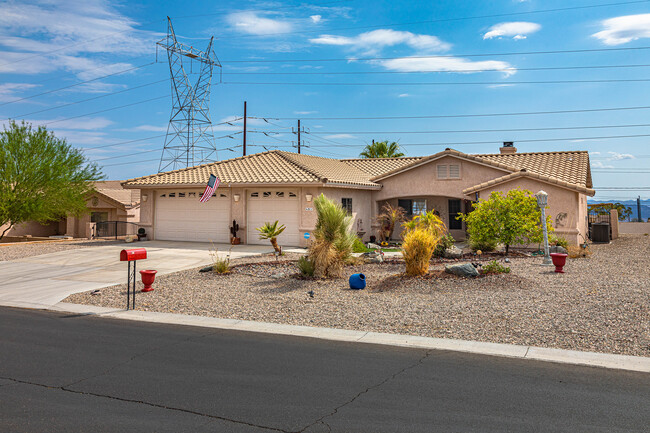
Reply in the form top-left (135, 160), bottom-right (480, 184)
top-left (478, 178), bottom-right (583, 245)
top-left (0, 220), bottom-right (62, 238)
top-left (320, 187), bottom-right (374, 244)
top-left (374, 155), bottom-right (511, 202)
top-left (619, 222), bottom-right (650, 234)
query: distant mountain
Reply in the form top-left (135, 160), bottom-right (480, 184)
top-left (588, 199), bottom-right (649, 221)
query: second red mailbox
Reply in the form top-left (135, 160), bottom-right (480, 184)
top-left (120, 248), bottom-right (147, 261)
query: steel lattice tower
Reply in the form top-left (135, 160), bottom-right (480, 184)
top-left (157, 17), bottom-right (221, 172)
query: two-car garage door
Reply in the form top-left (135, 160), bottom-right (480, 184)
top-left (247, 189), bottom-right (300, 246)
top-left (155, 190), bottom-right (231, 242)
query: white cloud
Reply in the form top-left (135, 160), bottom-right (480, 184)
top-left (398, 93), bottom-right (410, 97)
top-left (294, 111), bottom-right (318, 115)
top-left (324, 134), bottom-right (355, 139)
top-left (310, 29), bottom-right (451, 55)
top-left (0, 83), bottom-right (39, 102)
top-left (310, 15), bottom-right (322, 24)
top-left (590, 151), bottom-right (601, 155)
top-left (131, 124), bottom-right (168, 132)
top-left (378, 56), bottom-right (515, 76)
top-left (226, 12), bottom-right (292, 35)
top-left (483, 22), bottom-right (541, 40)
top-left (608, 151), bottom-right (635, 160)
top-left (592, 14), bottom-right (650, 45)
top-left (592, 161), bottom-right (614, 169)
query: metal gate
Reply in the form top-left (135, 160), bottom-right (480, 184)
top-left (94, 221), bottom-right (139, 239)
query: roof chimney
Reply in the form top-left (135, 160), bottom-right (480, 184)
top-left (500, 141), bottom-right (517, 154)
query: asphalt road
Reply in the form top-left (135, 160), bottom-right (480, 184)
top-left (1, 307), bottom-right (648, 432)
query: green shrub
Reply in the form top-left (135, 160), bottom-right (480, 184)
top-left (352, 236), bottom-right (367, 253)
top-left (469, 237), bottom-right (497, 252)
top-left (483, 260), bottom-right (510, 274)
top-left (297, 256), bottom-right (315, 276)
top-left (209, 245), bottom-right (231, 274)
top-left (549, 234), bottom-right (569, 248)
top-left (433, 233), bottom-right (455, 257)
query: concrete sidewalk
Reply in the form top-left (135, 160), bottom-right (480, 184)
top-left (52, 302), bottom-right (650, 373)
top-left (0, 241), bottom-right (305, 309)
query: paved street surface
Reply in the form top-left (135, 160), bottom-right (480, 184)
top-left (0, 241), bottom-right (302, 309)
top-left (1, 307), bottom-right (648, 432)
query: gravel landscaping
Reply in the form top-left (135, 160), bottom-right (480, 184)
top-left (0, 239), bottom-right (122, 261)
top-left (66, 235), bottom-right (650, 357)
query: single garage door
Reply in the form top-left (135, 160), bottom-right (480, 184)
top-left (247, 189), bottom-right (301, 246)
top-left (155, 190), bottom-right (231, 242)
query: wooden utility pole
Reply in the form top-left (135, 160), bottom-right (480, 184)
top-left (243, 101), bottom-right (247, 156)
top-left (297, 119), bottom-right (301, 154)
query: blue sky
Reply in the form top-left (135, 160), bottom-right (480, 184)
top-left (1, 0), bottom-right (649, 199)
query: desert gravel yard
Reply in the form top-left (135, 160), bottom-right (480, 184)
top-left (66, 234), bottom-right (650, 357)
top-left (0, 239), bottom-right (122, 261)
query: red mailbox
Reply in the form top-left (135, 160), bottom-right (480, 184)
top-left (120, 248), bottom-right (147, 262)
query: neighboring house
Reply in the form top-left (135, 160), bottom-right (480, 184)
top-left (122, 143), bottom-right (594, 247)
top-left (1, 181), bottom-right (141, 239)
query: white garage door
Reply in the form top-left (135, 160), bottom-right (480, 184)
top-left (155, 190), bottom-right (231, 242)
top-left (247, 189), bottom-right (301, 246)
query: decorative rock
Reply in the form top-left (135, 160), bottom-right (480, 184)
top-left (444, 245), bottom-right (463, 259)
top-left (199, 266), bottom-right (214, 273)
top-left (362, 251), bottom-right (384, 264)
top-left (550, 245), bottom-right (568, 255)
top-left (445, 263), bottom-right (480, 278)
top-left (366, 242), bottom-right (381, 249)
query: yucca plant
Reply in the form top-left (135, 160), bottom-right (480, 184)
top-left (256, 220), bottom-right (286, 254)
top-left (308, 193), bottom-right (356, 278)
top-left (401, 210), bottom-right (445, 276)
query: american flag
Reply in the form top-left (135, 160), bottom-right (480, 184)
top-left (199, 174), bottom-right (220, 203)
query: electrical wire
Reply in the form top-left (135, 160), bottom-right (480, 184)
top-left (223, 78), bottom-right (650, 86)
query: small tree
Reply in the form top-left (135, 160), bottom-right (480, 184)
top-left (0, 121), bottom-right (103, 240)
top-left (459, 189), bottom-right (553, 255)
top-left (308, 194), bottom-right (355, 278)
top-left (360, 141), bottom-right (405, 158)
top-left (588, 203), bottom-right (632, 221)
top-left (256, 220), bottom-right (286, 254)
top-left (376, 203), bottom-right (405, 241)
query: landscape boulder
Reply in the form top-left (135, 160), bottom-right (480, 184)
top-left (362, 251), bottom-right (384, 264)
top-left (445, 263), bottom-right (480, 278)
top-left (550, 245), bottom-right (568, 255)
top-left (366, 242), bottom-right (381, 249)
top-left (444, 245), bottom-right (463, 259)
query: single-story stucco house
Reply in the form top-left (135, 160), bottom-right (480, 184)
top-left (122, 143), bottom-right (594, 247)
top-left (1, 181), bottom-right (140, 239)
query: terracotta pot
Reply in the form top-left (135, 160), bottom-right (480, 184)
top-left (550, 253), bottom-right (568, 273)
top-left (140, 269), bottom-right (157, 292)
top-left (231, 237), bottom-right (241, 245)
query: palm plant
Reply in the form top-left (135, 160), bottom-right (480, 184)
top-left (359, 141), bottom-right (405, 158)
top-left (308, 193), bottom-right (356, 278)
top-left (376, 203), bottom-right (406, 242)
top-left (256, 220), bottom-right (286, 254)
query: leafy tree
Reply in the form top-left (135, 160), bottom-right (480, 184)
top-left (256, 220), bottom-right (286, 253)
top-left (359, 140), bottom-right (405, 158)
top-left (0, 121), bottom-right (103, 240)
top-left (588, 203), bottom-right (632, 221)
top-left (458, 189), bottom-right (553, 255)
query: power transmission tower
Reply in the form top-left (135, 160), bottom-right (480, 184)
top-left (157, 17), bottom-right (221, 172)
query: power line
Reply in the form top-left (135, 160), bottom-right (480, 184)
top-left (224, 63), bottom-right (650, 75)
top-left (224, 78), bottom-right (650, 86)
top-left (0, 62), bottom-right (156, 106)
top-left (217, 0), bottom-right (650, 40)
top-left (100, 158), bottom-right (160, 167)
top-left (222, 45), bottom-right (650, 64)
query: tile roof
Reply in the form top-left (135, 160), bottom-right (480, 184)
top-left (342, 157), bottom-right (423, 176)
top-left (123, 150), bottom-right (380, 188)
top-left (122, 149), bottom-right (594, 194)
top-left (462, 170), bottom-right (596, 196)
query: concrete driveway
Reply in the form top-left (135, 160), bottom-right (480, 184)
top-left (0, 241), bottom-right (303, 309)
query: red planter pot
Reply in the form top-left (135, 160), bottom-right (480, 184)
top-left (140, 270), bottom-right (158, 292)
top-left (550, 253), bottom-right (568, 273)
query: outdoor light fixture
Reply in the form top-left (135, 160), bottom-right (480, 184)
top-left (535, 190), bottom-right (553, 266)
top-left (306, 194), bottom-right (313, 202)
top-left (233, 194), bottom-right (240, 202)
top-left (142, 194), bottom-right (148, 202)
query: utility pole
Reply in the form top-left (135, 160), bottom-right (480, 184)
top-left (297, 119), bottom-right (301, 154)
top-left (637, 195), bottom-right (642, 222)
top-left (243, 101), bottom-right (247, 156)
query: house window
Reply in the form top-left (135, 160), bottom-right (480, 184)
top-left (188, 192), bottom-right (196, 197)
top-left (250, 192), bottom-right (259, 198)
top-left (178, 192), bottom-right (186, 198)
top-left (91, 212), bottom-right (108, 223)
top-left (169, 193), bottom-right (176, 198)
top-left (276, 191), bottom-right (285, 197)
top-left (398, 199), bottom-right (426, 216)
top-left (160, 194), bottom-right (166, 198)
top-left (437, 164), bottom-right (460, 179)
top-left (342, 198), bottom-right (353, 215)
top-left (263, 191), bottom-right (272, 198)
top-left (220, 193), bottom-right (227, 198)
top-left (448, 199), bottom-right (462, 230)
top-left (289, 192), bottom-right (297, 197)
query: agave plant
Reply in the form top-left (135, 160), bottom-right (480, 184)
top-left (256, 220), bottom-right (286, 254)
top-left (309, 193), bottom-right (356, 278)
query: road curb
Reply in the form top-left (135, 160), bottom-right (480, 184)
top-left (51, 302), bottom-right (650, 373)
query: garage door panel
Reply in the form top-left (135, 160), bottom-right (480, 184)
top-left (155, 190), bottom-right (230, 242)
top-left (247, 190), bottom-right (300, 246)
